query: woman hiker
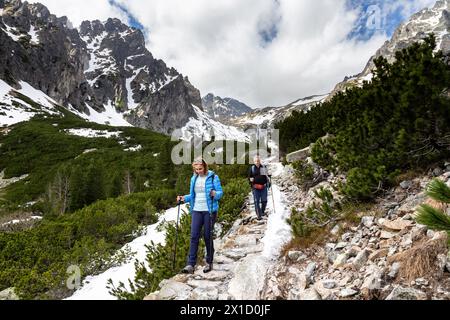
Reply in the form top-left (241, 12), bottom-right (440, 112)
top-left (176, 158), bottom-right (223, 274)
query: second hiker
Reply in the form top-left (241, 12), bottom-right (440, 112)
top-left (248, 155), bottom-right (270, 220)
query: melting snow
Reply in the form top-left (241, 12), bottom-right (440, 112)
top-left (126, 54), bottom-right (146, 60)
top-left (260, 182), bottom-right (292, 259)
top-left (1, 215), bottom-right (42, 227)
top-left (1, 23), bottom-right (21, 41)
top-left (77, 101), bottom-right (133, 127)
top-left (124, 145), bottom-right (142, 152)
top-left (0, 79), bottom-right (60, 126)
top-left (242, 109), bottom-right (278, 126)
top-left (125, 66), bottom-right (146, 110)
top-left (158, 74), bottom-right (178, 91)
top-left (63, 128), bottom-right (122, 139)
top-left (66, 204), bottom-right (189, 300)
top-left (292, 94), bottom-right (328, 106)
top-left (82, 32), bottom-right (118, 85)
top-left (0, 79), bottom-right (13, 99)
top-left (28, 25), bottom-right (39, 44)
top-left (358, 73), bottom-right (374, 84)
top-left (1, 22), bottom-right (40, 44)
top-left (18, 81), bottom-right (58, 109)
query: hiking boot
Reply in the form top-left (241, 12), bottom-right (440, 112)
top-left (181, 265), bottom-right (194, 274)
top-left (256, 216), bottom-right (262, 221)
top-left (203, 263), bottom-right (213, 273)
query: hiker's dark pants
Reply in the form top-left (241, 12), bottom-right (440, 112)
top-left (188, 210), bottom-right (217, 266)
top-left (253, 186), bottom-right (268, 218)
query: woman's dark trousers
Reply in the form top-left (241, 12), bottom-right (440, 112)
top-left (188, 210), bottom-right (217, 266)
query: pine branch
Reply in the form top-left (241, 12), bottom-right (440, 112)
top-left (426, 178), bottom-right (450, 203)
top-left (415, 204), bottom-right (450, 232)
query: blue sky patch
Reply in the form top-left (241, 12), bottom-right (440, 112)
top-left (346, 0), bottom-right (407, 41)
top-left (108, 0), bottom-right (144, 30)
top-left (259, 23), bottom-right (279, 47)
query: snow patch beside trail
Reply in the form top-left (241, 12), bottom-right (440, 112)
top-left (66, 204), bottom-right (189, 300)
top-left (260, 184), bottom-right (292, 259)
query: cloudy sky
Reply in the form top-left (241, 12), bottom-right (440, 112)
top-left (28, 0), bottom-right (437, 108)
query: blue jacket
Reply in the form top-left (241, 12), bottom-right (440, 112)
top-left (184, 170), bottom-right (223, 214)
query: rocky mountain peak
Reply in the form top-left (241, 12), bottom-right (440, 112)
top-left (104, 17), bottom-right (129, 34)
top-left (201, 93), bottom-right (252, 122)
top-left (0, 0), bottom-right (206, 135)
top-left (79, 20), bottom-right (106, 38)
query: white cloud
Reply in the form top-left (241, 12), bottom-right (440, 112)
top-left (27, 0), bottom-right (435, 108)
top-left (27, 0), bottom-right (128, 27)
top-left (386, 0), bottom-right (436, 19)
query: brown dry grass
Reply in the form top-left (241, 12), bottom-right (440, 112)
top-left (424, 198), bottom-right (448, 212)
top-left (387, 232), bottom-right (448, 282)
top-left (281, 227), bottom-right (330, 255)
top-left (222, 236), bottom-right (238, 249)
top-left (393, 170), bottom-right (424, 185)
top-left (236, 225), bottom-right (249, 235)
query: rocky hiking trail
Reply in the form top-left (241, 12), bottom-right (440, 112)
top-left (145, 161), bottom-right (450, 301)
top-left (261, 165), bottom-right (450, 300)
top-left (64, 160), bottom-right (450, 301)
top-left (144, 162), bottom-right (293, 300)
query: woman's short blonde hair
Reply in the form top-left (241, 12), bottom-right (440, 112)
top-left (192, 158), bottom-right (208, 174)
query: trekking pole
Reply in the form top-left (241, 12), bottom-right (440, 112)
top-left (172, 200), bottom-right (181, 271)
top-left (206, 195), bottom-right (214, 263)
top-left (209, 194), bottom-right (214, 265)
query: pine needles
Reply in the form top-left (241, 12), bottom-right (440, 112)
top-left (415, 178), bottom-right (450, 233)
top-left (425, 178), bottom-right (450, 204)
top-left (416, 204), bottom-right (450, 232)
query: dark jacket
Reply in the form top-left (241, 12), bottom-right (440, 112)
top-left (248, 164), bottom-right (269, 185)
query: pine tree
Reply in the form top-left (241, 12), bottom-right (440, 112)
top-left (157, 140), bottom-right (175, 185)
top-left (85, 161), bottom-right (107, 205)
top-left (110, 171), bottom-right (123, 198)
top-left (68, 165), bottom-right (87, 212)
top-left (123, 169), bottom-right (134, 195)
top-left (45, 164), bottom-right (71, 215)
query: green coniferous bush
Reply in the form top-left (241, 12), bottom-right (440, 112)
top-left (277, 34), bottom-right (450, 200)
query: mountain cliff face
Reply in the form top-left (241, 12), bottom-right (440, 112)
top-left (329, 0), bottom-right (450, 99)
top-left (0, 0), bottom-right (201, 134)
top-left (0, 0), bottom-right (89, 111)
top-left (201, 93), bottom-right (252, 121)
